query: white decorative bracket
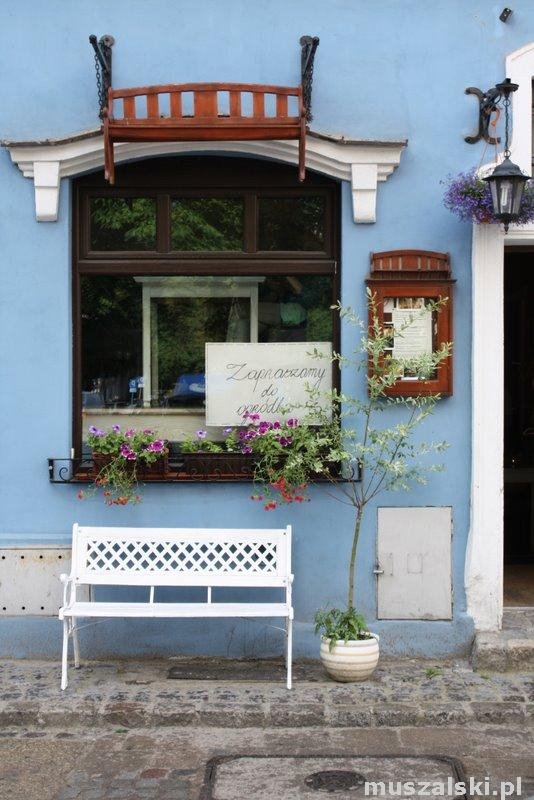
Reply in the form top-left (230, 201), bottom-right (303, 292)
top-left (3, 129), bottom-right (406, 223)
top-left (33, 161), bottom-right (60, 222)
top-left (351, 163), bottom-right (379, 224)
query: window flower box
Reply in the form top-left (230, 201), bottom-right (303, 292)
top-left (175, 451), bottom-right (257, 480)
top-left (92, 451), bottom-right (169, 480)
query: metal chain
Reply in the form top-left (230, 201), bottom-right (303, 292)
top-left (300, 36), bottom-right (319, 123)
top-left (503, 91), bottom-right (511, 157)
top-left (93, 50), bottom-right (104, 116)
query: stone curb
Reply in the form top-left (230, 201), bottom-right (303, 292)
top-left (0, 698), bottom-right (529, 730)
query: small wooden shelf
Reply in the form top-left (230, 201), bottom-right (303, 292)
top-left (103, 82), bottom-right (306, 184)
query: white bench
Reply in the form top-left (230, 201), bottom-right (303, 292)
top-left (58, 523), bottom-right (294, 690)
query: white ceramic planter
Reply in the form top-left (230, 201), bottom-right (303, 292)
top-left (320, 634), bottom-right (380, 682)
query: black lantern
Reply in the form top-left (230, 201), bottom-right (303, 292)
top-left (484, 79), bottom-right (530, 232)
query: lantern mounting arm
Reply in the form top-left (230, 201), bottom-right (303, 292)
top-left (464, 85), bottom-right (502, 145)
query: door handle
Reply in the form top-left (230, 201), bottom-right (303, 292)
top-left (373, 561), bottom-right (384, 575)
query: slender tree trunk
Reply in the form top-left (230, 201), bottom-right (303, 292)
top-left (347, 506), bottom-right (363, 610)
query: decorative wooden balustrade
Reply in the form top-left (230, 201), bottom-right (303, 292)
top-left (103, 82), bottom-right (307, 184)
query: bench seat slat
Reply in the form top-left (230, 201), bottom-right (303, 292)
top-left (61, 601), bottom-right (290, 619)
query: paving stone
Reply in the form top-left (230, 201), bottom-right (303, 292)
top-left (471, 701), bottom-right (527, 724)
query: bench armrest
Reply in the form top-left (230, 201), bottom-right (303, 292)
top-left (59, 573), bottom-right (76, 609)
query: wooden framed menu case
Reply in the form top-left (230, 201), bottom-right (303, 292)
top-left (366, 250), bottom-right (454, 397)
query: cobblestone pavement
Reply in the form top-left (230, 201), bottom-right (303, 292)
top-left (0, 657), bottom-right (532, 730)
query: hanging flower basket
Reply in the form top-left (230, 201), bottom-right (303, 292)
top-left (442, 169), bottom-right (534, 225)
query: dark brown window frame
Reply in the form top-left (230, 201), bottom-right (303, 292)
top-left (72, 156), bottom-right (341, 462)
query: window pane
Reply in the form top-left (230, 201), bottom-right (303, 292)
top-left (171, 198), bottom-right (244, 250)
top-left (90, 197), bottom-right (156, 250)
top-left (80, 275), bottom-right (333, 445)
top-left (258, 196), bottom-right (326, 251)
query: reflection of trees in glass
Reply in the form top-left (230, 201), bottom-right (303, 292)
top-left (259, 197), bottom-right (326, 251)
top-left (80, 276), bottom-right (142, 391)
top-left (306, 307), bottom-right (332, 340)
top-left (90, 198), bottom-right (156, 250)
top-left (156, 298), bottom-right (234, 393)
top-left (171, 198), bottom-right (243, 250)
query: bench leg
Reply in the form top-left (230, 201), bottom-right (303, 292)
top-left (286, 617), bottom-right (293, 690)
top-left (72, 621), bottom-right (80, 669)
top-left (61, 619), bottom-right (69, 691)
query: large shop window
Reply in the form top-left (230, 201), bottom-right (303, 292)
top-left (73, 157), bottom-right (339, 456)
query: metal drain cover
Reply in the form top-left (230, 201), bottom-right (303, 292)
top-left (305, 769), bottom-right (365, 792)
top-left (201, 755), bottom-right (465, 800)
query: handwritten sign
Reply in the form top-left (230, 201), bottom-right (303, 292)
top-left (205, 342), bottom-right (332, 426)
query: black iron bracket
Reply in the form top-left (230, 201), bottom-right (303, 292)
top-left (464, 85), bottom-right (502, 145)
top-left (89, 34), bottom-right (115, 118)
top-left (300, 35), bottom-right (320, 123)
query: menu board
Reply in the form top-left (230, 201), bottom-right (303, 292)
top-left (391, 307), bottom-right (433, 360)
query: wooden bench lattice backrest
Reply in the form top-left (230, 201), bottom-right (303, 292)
top-left (71, 525), bottom-right (291, 588)
top-left (107, 83), bottom-right (303, 124)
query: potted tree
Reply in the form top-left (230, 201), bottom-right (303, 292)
top-left (308, 291), bottom-right (451, 680)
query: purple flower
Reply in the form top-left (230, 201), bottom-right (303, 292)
top-left (88, 426), bottom-right (105, 437)
top-left (287, 418), bottom-right (299, 428)
top-left (147, 439), bottom-right (165, 452)
top-left (272, 421), bottom-right (281, 430)
top-left (196, 430), bottom-right (207, 439)
top-left (125, 429), bottom-right (135, 437)
top-left (278, 436), bottom-right (293, 447)
top-left (112, 424), bottom-right (121, 433)
top-left (258, 421), bottom-right (271, 434)
top-left (120, 443), bottom-right (136, 459)
top-left (223, 427), bottom-right (233, 435)
top-left (238, 430), bottom-right (247, 440)
top-left (241, 445), bottom-right (252, 454)
top-left (246, 430), bottom-right (257, 440)
top-left (248, 413), bottom-right (260, 422)
top-left (143, 429), bottom-right (153, 434)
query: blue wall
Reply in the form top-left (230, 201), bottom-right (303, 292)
top-left (2, 0), bottom-right (533, 659)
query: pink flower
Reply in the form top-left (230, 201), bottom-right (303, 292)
top-left (125, 429), bottom-right (135, 437)
top-left (147, 440), bottom-right (165, 452)
top-left (287, 418), bottom-right (299, 428)
top-left (241, 445), bottom-right (252, 454)
top-left (272, 421), bottom-right (281, 430)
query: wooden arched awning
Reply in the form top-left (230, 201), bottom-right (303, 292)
top-left (103, 83), bottom-right (306, 185)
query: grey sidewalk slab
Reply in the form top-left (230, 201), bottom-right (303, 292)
top-left (0, 657), bottom-right (532, 731)
top-left (0, 724), bottom-right (533, 800)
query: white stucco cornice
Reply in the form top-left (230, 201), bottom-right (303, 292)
top-left (3, 127), bottom-right (406, 223)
